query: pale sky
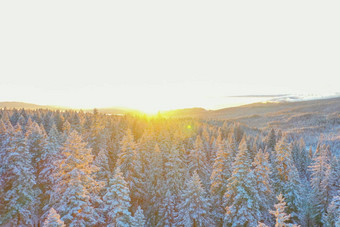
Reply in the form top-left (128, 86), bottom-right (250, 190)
top-left (0, 1), bottom-right (339, 113)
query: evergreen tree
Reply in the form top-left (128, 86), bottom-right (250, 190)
top-left (157, 190), bottom-right (178, 227)
top-left (117, 129), bottom-right (137, 185)
top-left (224, 135), bottom-right (261, 226)
top-left (322, 193), bottom-right (340, 227)
top-left (131, 206), bottom-right (146, 227)
top-left (103, 167), bottom-right (132, 227)
top-left (265, 129), bottom-right (276, 151)
top-left (0, 124), bottom-right (38, 226)
top-left (269, 194), bottom-right (299, 227)
top-left (40, 124), bottom-right (62, 216)
top-left (273, 136), bottom-right (302, 224)
top-left (252, 148), bottom-right (273, 223)
top-left (93, 148), bottom-right (111, 188)
top-left (210, 139), bottom-right (233, 224)
top-left (51, 130), bottom-right (102, 226)
top-left (177, 172), bottom-right (213, 227)
top-left (189, 135), bottom-right (210, 187)
top-left (309, 144), bottom-right (333, 225)
top-left (43, 208), bottom-right (65, 227)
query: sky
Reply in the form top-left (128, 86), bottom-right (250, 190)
top-left (0, 1), bottom-right (339, 113)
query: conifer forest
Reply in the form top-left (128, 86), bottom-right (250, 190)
top-left (0, 107), bottom-right (339, 227)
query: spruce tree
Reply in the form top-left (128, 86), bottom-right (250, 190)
top-left (322, 193), bottom-right (340, 227)
top-left (50, 130), bottom-right (102, 226)
top-left (103, 167), bottom-right (132, 227)
top-left (252, 148), bottom-right (273, 223)
top-left (273, 136), bottom-right (302, 224)
top-left (210, 139), bottom-right (233, 224)
top-left (177, 172), bottom-right (213, 227)
top-left (0, 124), bottom-right (38, 226)
top-left (269, 194), bottom-right (299, 227)
top-left (157, 190), bottom-right (177, 227)
top-left (309, 144), bottom-right (333, 225)
top-left (131, 206), bottom-right (146, 227)
top-left (43, 208), bottom-right (65, 227)
top-left (189, 135), bottom-right (210, 187)
top-left (224, 135), bottom-right (261, 226)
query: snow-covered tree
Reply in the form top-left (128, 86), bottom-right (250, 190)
top-left (272, 136), bottom-right (302, 223)
top-left (117, 129), bottom-right (137, 180)
top-left (210, 139), bottom-right (233, 224)
top-left (50, 130), bottom-right (102, 226)
top-left (224, 135), bottom-right (261, 226)
top-left (93, 148), bottom-right (111, 188)
top-left (131, 206), bottom-right (146, 227)
top-left (103, 167), bottom-right (132, 227)
top-left (0, 124), bottom-right (38, 226)
top-left (157, 190), bottom-right (177, 227)
top-left (309, 144), bottom-right (333, 225)
top-left (269, 194), bottom-right (300, 227)
top-left (43, 208), bottom-right (65, 227)
top-left (322, 193), bottom-right (340, 227)
top-left (252, 148), bottom-right (273, 223)
top-left (177, 172), bottom-right (213, 227)
top-left (40, 124), bottom-right (62, 215)
top-left (189, 135), bottom-right (210, 187)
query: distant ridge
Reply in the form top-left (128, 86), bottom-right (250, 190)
top-left (0, 101), bottom-right (138, 115)
top-left (0, 102), bottom-right (51, 109)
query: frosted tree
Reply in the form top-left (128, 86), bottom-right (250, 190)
top-left (93, 148), bottom-right (111, 188)
top-left (177, 172), bottom-right (213, 227)
top-left (117, 129), bottom-right (136, 176)
top-left (210, 139), bottom-right (233, 224)
top-left (50, 130), bottom-right (102, 226)
top-left (103, 167), bottom-right (132, 227)
top-left (272, 136), bottom-right (302, 223)
top-left (43, 208), bottom-right (65, 227)
top-left (309, 144), bottom-right (333, 225)
top-left (322, 193), bottom-right (340, 227)
top-left (157, 190), bottom-right (178, 227)
top-left (224, 135), bottom-right (261, 227)
top-left (269, 194), bottom-right (300, 227)
top-left (146, 144), bottom-right (164, 225)
top-left (25, 121), bottom-right (49, 217)
top-left (164, 146), bottom-right (187, 195)
top-left (40, 124), bottom-right (62, 216)
top-left (131, 206), bottom-right (146, 227)
top-left (0, 124), bottom-right (38, 226)
top-left (252, 148), bottom-right (273, 223)
top-left (227, 131), bottom-right (237, 156)
top-left (265, 128), bottom-right (276, 151)
top-left (189, 135), bottom-right (210, 187)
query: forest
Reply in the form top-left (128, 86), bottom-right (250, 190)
top-left (0, 108), bottom-right (339, 227)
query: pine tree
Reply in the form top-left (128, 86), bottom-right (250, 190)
top-left (39, 124), bottom-right (63, 217)
top-left (309, 144), bottom-right (333, 225)
top-left (131, 206), bottom-right (146, 227)
top-left (189, 135), bottom-right (210, 187)
top-left (117, 129), bottom-right (139, 192)
top-left (266, 129), bottom-right (276, 151)
top-left (269, 194), bottom-right (299, 227)
top-left (103, 167), bottom-right (132, 227)
top-left (93, 148), bottom-right (111, 188)
top-left (252, 148), bottom-right (273, 223)
top-left (177, 172), bottom-right (213, 227)
top-left (50, 130), bottom-right (102, 226)
top-left (210, 139), bottom-right (233, 224)
top-left (0, 124), bottom-right (38, 226)
top-left (322, 193), bottom-right (340, 227)
top-left (224, 135), bottom-right (261, 226)
top-left (157, 190), bottom-right (178, 227)
top-left (25, 121), bottom-right (49, 218)
top-left (43, 208), bottom-right (65, 227)
top-left (273, 136), bottom-right (302, 223)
